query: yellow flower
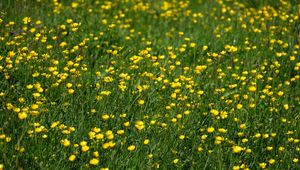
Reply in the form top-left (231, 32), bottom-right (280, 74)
top-left (179, 135), bottom-right (185, 140)
top-left (5, 137), bottom-right (11, 143)
top-left (232, 145), bottom-right (243, 153)
top-left (108, 141), bottom-right (116, 148)
top-left (102, 114), bottom-right (110, 120)
top-left (232, 166), bottom-right (239, 170)
top-left (135, 120), bottom-right (145, 130)
top-left (80, 141), bottom-right (87, 146)
top-left (51, 121), bottom-right (60, 128)
top-left (68, 89), bottom-right (75, 94)
top-left (220, 111), bottom-right (228, 119)
top-left (173, 159), bottom-right (179, 164)
top-left (61, 139), bottom-right (70, 147)
top-left (18, 112), bottom-right (28, 120)
top-left (259, 162), bottom-right (267, 169)
top-left (66, 83), bottom-right (72, 88)
top-left (277, 91), bottom-right (284, 96)
top-left (103, 76), bottom-right (114, 83)
top-left (293, 158), bottom-right (298, 163)
top-left (68, 155), bottom-right (76, 162)
top-left (267, 146), bottom-right (273, 151)
top-left (124, 121), bottom-right (130, 127)
top-left (210, 109), bottom-right (219, 116)
top-left (268, 159), bottom-right (275, 164)
top-left (148, 154), bottom-right (153, 159)
top-left (127, 145), bottom-right (136, 151)
top-left (242, 138), bottom-right (248, 143)
top-left (18, 97), bottom-right (25, 103)
top-left (138, 99), bottom-right (145, 105)
top-left (248, 86), bottom-right (256, 92)
top-left (89, 158), bottom-right (99, 165)
top-left (263, 134), bottom-right (269, 138)
top-left (197, 147), bottom-right (203, 152)
top-left (31, 104), bottom-right (39, 110)
top-left (144, 139), bottom-right (150, 145)
top-left (93, 151), bottom-right (99, 157)
top-left (102, 142), bottom-right (110, 149)
top-left (81, 145), bottom-right (89, 152)
top-left (117, 130), bottom-right (125, 135)
top-left (190, 43), bottom-right (196, 48)
top-left (239, 123), bottom-right (246, 129)
top-left (96, 133), bottom-right (104, 140)
top-left (23, 17), bottom-right (31, 24)
top-left (27, 84), bottom-right (33, 89)
top-left (236, 104), bottom-right (243, 110)
top-left (197, 90), bottom-right (204, 95)
top-left (284, 104), bottom-right (289, 110)
top-left (207, 127), bottom-right (215, 133)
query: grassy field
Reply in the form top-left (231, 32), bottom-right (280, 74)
top-left (0, 0), bottom-right (300, 169)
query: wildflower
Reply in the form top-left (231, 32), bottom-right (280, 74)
top-left (135, 120), bottom-right (145, 130)
top-left (259, 162), bottom-right (267, 169)
top-left (5, 137), bottom-right (11, 143)
top-left (148, 154), bottom-right (153, 159)
top-left (239, 124), bottom-right (246, 129)
top-left (138, 100), bottom-right (145, 105)
top-left (124, 122), bottom-right (130, 127)
top-left (66, 83), bottom-right (72, 88)
top-left (197, 147), bottom-right (203, 152)
top-left (284, 104), bottom-right (289, 110)
top-left (61, 139), bottom-right (70, 147)
top-left (277, 91), bottom-right (284, 96)
top-left (202, 46), bottom-right (208, 51)
top-left (89, 158), bottom-right (99, 165)
top-left (51, 121), bottom-right (60, 128)
top-left (23, 17), bottom-right (31, 24)
top-left (248, 86), bottom-right (256, 92)
top-left (236, 104), bottom-right (243, 110)
top-left (102, 114), bottom-right (110, 120)
top-left (31, 104), bottom-right (39, 110)
top-left (232, 145), bottom-right (243, 153)
top-left (232, 166), bottom-right (239, 170)
top-left (117, 130), bottom-right (125, 135)
top-left (190, 43), bottom-right (196, 48)
top-left (127, 145), bottom-right (136, 151)
top-left (210, 109), bottom-right (219, 116)
top-left (179, 135), bottom-right (185, 140)
top-left (268, 159), bottom-right (275, 164)
top-left (68, 155), bottom-right (76, 161)
top-left (18, 112), bottom-right (28, 120)
top-left (144, 139), bottom-right (150, 145)
top-left (81, 145), bottom-right (89, 152)
top-left (18, 97), bottom-right (25, 103)
top-left (207, 127), bottom-right (215, 133)
top-left (68, 89), bottom-right (75, 94)
top-left (197, 90), bottom-right (204, 95)
top-left (93, 151), bottom-right (99, 157)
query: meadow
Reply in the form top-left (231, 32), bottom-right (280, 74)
top-left (0, 0), bottom-right (300, 169)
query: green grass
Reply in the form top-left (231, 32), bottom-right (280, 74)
top-left (0, 0), bottom-right (300, 169)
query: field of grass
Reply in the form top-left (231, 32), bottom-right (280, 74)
top-left (0, 0), bottom-right (300, 169)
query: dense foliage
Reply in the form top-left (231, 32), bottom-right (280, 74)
top-left (0, 0), bottom-right (300, 169)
